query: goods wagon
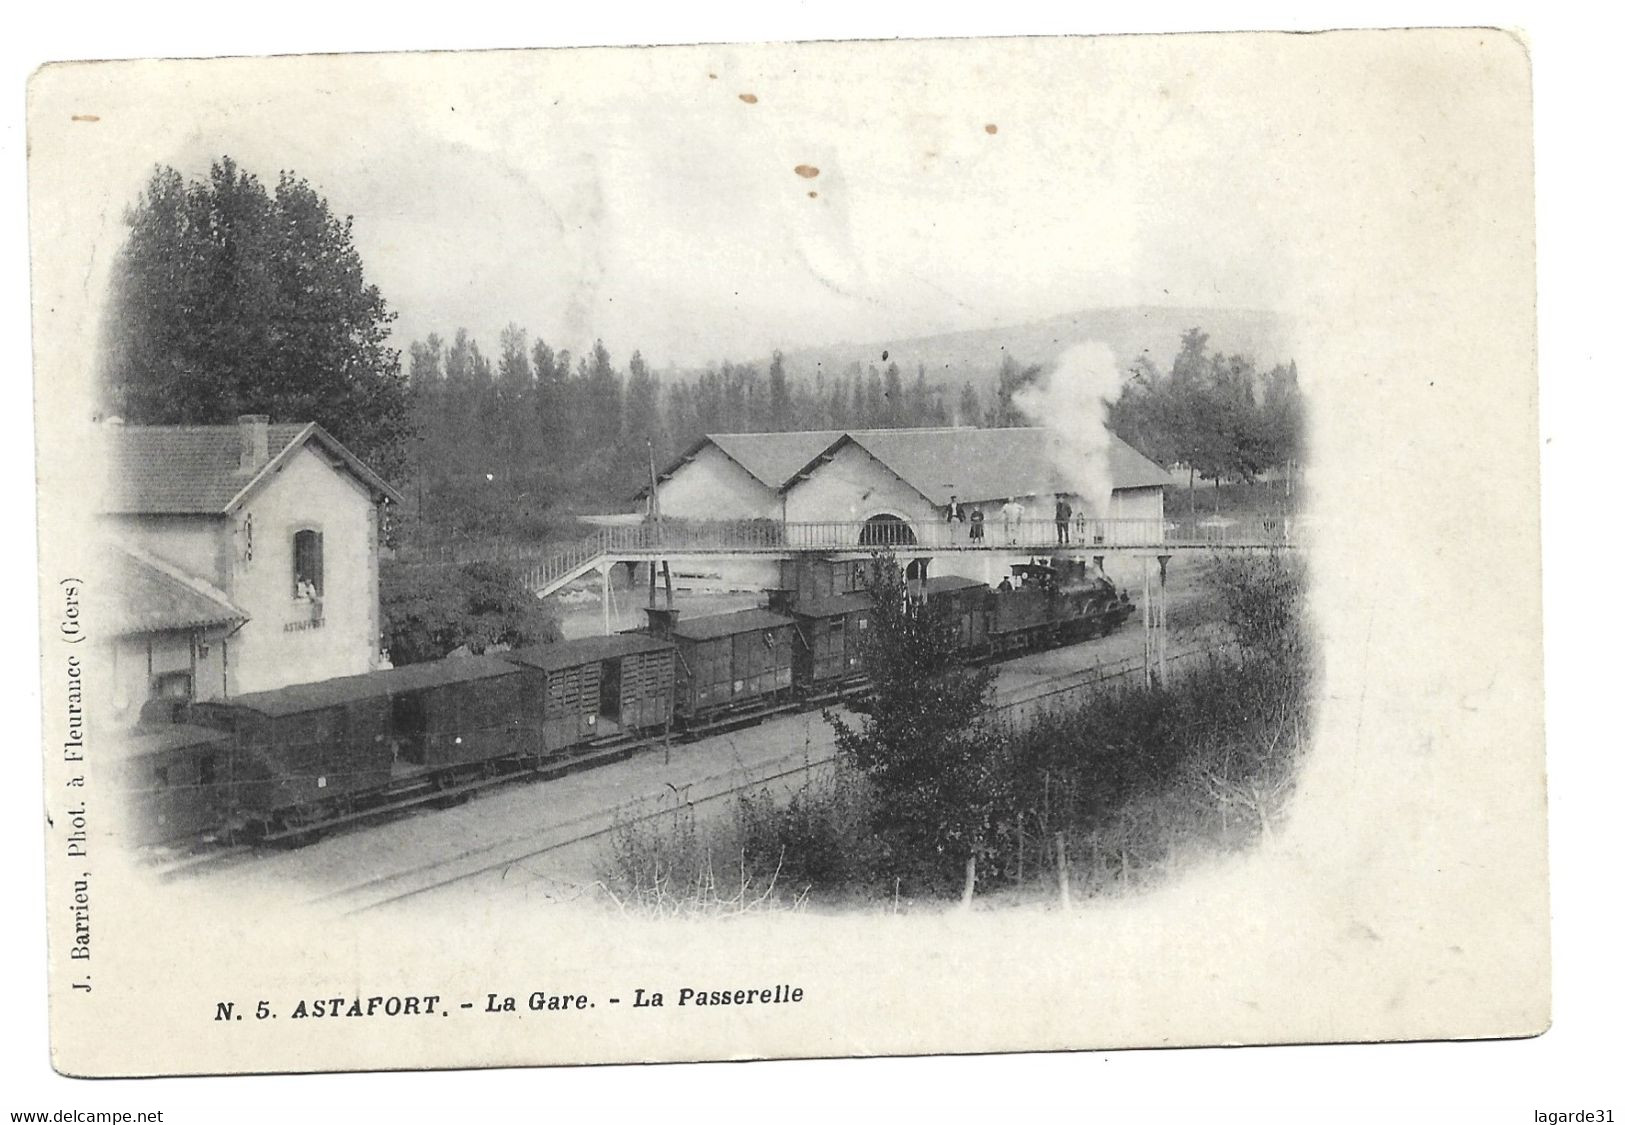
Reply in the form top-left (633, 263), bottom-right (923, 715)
top-left (769, 588), bottom-right (874, 696)
top-left (644, 607), bottom-right (796, 728)
top-left (111, 723), bottom-right (235, 846)
top-left (502, 633), bottom-right (676, 751)
top-left (187, 655), bottom-right (542, 834)
top-left (921, 574), bottom-right (992, 653)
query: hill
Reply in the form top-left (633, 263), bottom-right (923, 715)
top-left (765, 306), bottom-right (1291, 391)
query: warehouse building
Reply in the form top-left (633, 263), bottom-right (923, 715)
top-left (642, 426), bottom-right (1173, 585)
top-left (648, 426), bottom-right (1170, 527)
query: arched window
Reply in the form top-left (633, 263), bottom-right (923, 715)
top-left (859, 514), bottom-right (916, 546)
top-left (293, 529), bottom-right (324, 598)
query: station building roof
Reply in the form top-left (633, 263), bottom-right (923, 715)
top-left (101, 419), bottom-right (403, 515)
top-left (104, 542), bottom-right (249, 637)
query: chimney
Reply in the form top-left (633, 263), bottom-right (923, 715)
top-left (238, 414), bottom-right (269, 472)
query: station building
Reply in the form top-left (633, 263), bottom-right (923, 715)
top-left (98, 415), bottom-right (403, 723)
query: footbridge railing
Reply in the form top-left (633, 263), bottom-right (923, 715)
top-left (393, 516), bottom-right (1305, 598)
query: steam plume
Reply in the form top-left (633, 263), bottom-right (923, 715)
top-left (1012, 341), bottom-right (1131, 517)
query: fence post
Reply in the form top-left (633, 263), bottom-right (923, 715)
top-left (1056, 832), bottom-right (1070, 908)
top-left (1016, 812), bottom-right (1025, 884)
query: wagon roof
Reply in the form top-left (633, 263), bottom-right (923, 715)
top-left (791, 591), bottom-right (874, 618)
top-left (503, 633), bottom-right (675, 671)
top-left (924, 575), bottom-right (990, 595)
top-left (227, 655), bottom-right (523, 716)
top-left (111, 723), bottom-right (232, 761)
top-left (667, 607), bottom-right (797, 640)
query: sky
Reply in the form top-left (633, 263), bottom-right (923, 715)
top-left (61, 37), bottom-right (1345, 369)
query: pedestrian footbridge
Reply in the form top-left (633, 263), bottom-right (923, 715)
top-left (393, 515), bottom-right (1306, 603)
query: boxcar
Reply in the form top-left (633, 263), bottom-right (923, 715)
top-left (111, 723), bottom-right (235, 846)
top-left (648, 608), bottom-right (796, 726)
top-left (780, 555), bottom-right (868, 601)
top-left (921, 575), bottom-right (991, 653)
top-left (774, 589), bottom-right (874, 695)
top-left (501, 633), bottom-right (676, 753)
top-left (188, 655), bottom-right (542, 830)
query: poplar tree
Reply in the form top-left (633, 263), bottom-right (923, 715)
top-left (101, 157), bottom-right (409, 473)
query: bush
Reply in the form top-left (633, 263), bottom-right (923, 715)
top-left (381, 559), bottom-right (561, 665)
top-left (597, 772), bottom-right (887, 915)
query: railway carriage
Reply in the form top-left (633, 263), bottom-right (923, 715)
top-left (187, 655), bottom-right (543, 835)
top-left (644, 607), bottom-right (796, 728)
top-left (111, 723), bottom-right (236, 846)
top-left (921, 574), bottom-right (991, 653)
top-left (770, 588), bottom-right (874, 697)
top-left (501, 633), bottom-right (676, 752)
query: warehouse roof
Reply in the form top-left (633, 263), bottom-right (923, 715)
top-left (102, 420), bottom-right (404, 515)
top-left (503, 633), bottom-right (674, 671)
top-left (666, 607), bottom-right (796, 641)
top-left (104, 542), bottom-right (249, 637)
top-left (783, 428), bottom-right (1175, 505)
top-left (648, 427), bottom-right (1172, 505)
top-left (226, 655), bottom-right (522, 717)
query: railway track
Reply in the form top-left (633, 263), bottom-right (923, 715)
top-left (316, 747), bottom-right (842, 916)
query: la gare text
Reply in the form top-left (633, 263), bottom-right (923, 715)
top-left (213, 985), bottom-right (805, 1022)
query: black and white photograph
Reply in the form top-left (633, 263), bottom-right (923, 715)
top-left (19, 21), bottom-right (1570, 1104)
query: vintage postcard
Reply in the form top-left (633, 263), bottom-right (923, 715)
top-left (29, 29), bottom-right (1547, 1077)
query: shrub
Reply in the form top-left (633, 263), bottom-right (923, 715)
top-left (380, 559), bottom-right (561, 665)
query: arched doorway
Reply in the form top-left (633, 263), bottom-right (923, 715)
top-left (859, 514), bottom-right (916, 547)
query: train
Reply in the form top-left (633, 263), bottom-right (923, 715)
top-left (115, 555), bottom-right (1133, 848)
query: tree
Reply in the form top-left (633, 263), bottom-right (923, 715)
top-left (957, 382), bottom-right (982, 428)
top-left (827, 555), bottom-right (1003, 896)
top-left (767, 350), bottom-right (790, 430)
top-left (101, 158), bottom-right (409, 473)
top-left (380, 561), bottom-right (562, 666)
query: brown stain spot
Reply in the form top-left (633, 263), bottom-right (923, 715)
top-left (738, 93), bottom-right (758, 104)
top-left (794, 164), bottom-right (820, 179)
top-left (807, 191), bottom-right (818, 199)
top-left (71, 114), bottom-right (100, 123)
top-left (984, 123), bottom-right (998, 135)
top-left (708, 73), bottom-right (718, 80)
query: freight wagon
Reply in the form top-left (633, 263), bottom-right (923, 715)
top-left (111, 723), bottom-right (236, 845)
top-left (643, 606), bottom-right (797, 731)
top-left (501, 632), bottom-right (676, 751)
